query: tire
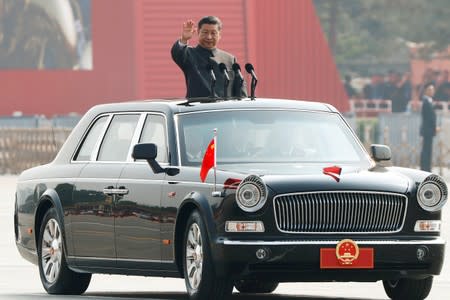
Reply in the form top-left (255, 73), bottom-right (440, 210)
top-left (234, 279), bottom-right (279, 294)
top-left (37, 207), bottom-right (91, 294)
top-left (183, 210), bottom-right (232, 300)
top-left (383, 277), bottom-right (433, 300)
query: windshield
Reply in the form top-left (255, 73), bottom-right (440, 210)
top-left (177, 110), bottom-right (371, 167)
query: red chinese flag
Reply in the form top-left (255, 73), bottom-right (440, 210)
top-left (200, 138), bottom-right (215, 182)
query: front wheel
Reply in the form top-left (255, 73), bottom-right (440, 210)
top-left (183, 210), bottom-right (232, 300)
top-left (38, 207), bottom-right (91, 294)
top-left (234, 279), bottom-right (279, 293)
top-left (382, 277), bottom-right (433, 300)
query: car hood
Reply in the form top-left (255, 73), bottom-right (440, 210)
top-left (220, 163), bottom-right (411, 194)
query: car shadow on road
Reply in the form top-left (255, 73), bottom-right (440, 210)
top-left (84, 291), bottom-right (385, 300)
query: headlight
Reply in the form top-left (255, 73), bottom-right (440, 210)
top-left (417, 175), bottom-right (448, 212)
top-left (236, 175), bottom-right (267, 212)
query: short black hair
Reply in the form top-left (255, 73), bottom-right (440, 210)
top-left (198, 16), bottom-right (222, 31)
top-left (423, 82), bottom-right (434, 90)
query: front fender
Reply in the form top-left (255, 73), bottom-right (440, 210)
top-left (176, 191), bottom-right (217, 242)
top-left (173, 191), bottom-right (225, 276)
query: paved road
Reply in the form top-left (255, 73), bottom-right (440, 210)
top-left (1, 175), bottom-right (449, 300)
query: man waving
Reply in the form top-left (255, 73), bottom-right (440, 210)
top-left (171, 16), bottom-right (247, 98)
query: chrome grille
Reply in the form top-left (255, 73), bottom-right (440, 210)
top-left (273, 191), bottom-right (407, 233)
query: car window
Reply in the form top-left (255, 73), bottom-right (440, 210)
top-left (97, 114), bottom-right (140, 162)
top-left (178, 110), bottom-right (369, 167)
top-left (139, 114), bottom-right (168, 163)
top-left (74, 115), bottom-right (108, 161)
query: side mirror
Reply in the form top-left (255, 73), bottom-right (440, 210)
top-left (370, 144), bottom-right (391, 162)
top-left (132, 143), bottom-right (157, 160)
top-left (132, 143), bottom-right (179, 176)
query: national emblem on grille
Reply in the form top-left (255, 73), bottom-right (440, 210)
top-left (336, 239), bottom-right (360, 265)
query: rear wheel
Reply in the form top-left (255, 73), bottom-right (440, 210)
top-left (38, 207), bottom-right (91, 294)
top-left (183, 210), bottom-right (232, 300)
top-left (234, 279), bottom-right (279, 293)
top-left (382, 277), bottom-right (433, 300)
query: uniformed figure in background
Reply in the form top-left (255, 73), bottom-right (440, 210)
top-left (420, 82), bottom-right (438, 172)
top-left (171, 16), bottom-right (247, 98)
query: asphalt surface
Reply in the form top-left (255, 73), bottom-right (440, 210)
top-left (1, 175), bottom-right (449, 300)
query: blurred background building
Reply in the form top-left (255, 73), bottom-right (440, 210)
top-left (2, 0), bottom-right (450, 174)
top-left (0, 0), bottom-right (348, 117)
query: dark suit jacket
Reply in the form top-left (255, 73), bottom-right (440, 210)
top-left (171, 41), bottom-right (247, 98)
top-left (420, 96), bottom-right (437, 137)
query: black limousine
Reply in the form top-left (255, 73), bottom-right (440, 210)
top-left (15, 97), bottom-right (446, 300)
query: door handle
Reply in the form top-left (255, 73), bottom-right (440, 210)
top-left (103, 186), bottom-right (129, 195)
top-left (103, 186), bottom-right (115, 195)
top-left (114, 187), bottom-right (129, 195)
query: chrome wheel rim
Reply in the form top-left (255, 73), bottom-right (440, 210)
top-left (41, 218), bottom-right (62, 283)
top-left (185, 223), bottom-right (203, 290)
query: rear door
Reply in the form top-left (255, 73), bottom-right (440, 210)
top-left (71, 113), bottom-right (141, 260)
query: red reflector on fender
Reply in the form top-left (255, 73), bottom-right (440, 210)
top-left (320, 248), bottom-right (374, 269)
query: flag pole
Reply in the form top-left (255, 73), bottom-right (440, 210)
top-left (213, 128), bottom-right (217, 193)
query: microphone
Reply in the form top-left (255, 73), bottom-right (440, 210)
top-left (219, 63), bottom-right (230, 81)
top-left (232, 63), bottom-right (244, 82)
top-left (207, 62), bottom-right (216, 82)
top-left (244, 63), bottom-right (258, 100)
top-left (219, 63), bottom-right (230, 98)
top-left (245, 63), bottom-right (258, 81)
top-left (207, 62), bottom-right (216, 98)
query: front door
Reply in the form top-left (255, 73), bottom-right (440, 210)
top-left (114, 114), bottom-right (168, 266)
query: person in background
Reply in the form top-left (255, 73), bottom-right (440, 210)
top-left (399, 71), bottom-right (412, 111)
top-left (384, 70), bottom-right (403, 112)
top-left (344, 74), bottom-right (356, 99)
top-left (435, 70), bottom-right (450, 101)
top-left (363, 74), bottom-right (384, 99)
top-left (420, 82), bottom-right (438, 172)
top-left (171, 16), bottom-right (247, 98)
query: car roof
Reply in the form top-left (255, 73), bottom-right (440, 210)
top-left (87, 98), bottom-right (338, 115)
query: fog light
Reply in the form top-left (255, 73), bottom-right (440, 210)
top-left (256, 248), bottom-right (270, 260)
top-left (417, 246), bottom-right (429, 261)
top-left (414, 220), bottom-right (441, 232)
top-left (225, 221), bottom-right (265, 232)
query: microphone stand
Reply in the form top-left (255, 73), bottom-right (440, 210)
top-left (245, 63), bottom-right (258, 100)
top-left (208, 63), bottom-right (217, 98)
top-left (232, 63), bottom-right (244, 99)
top-left (219, 63), bottom-right (230, 99)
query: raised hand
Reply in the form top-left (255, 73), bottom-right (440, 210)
top-left (181, 19), bottom-right (196, 44)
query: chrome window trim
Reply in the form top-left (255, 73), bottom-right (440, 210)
top-left (174, 108), bottom-right (371, 167)
top-left (96, 113), bottom-right (142, 162)
top-left (174, 114), bottom-right (181, 167)
top-left (176, 108), bottom-right (335, 116)
top-left (272, 191), bottom-right (408, 234)
top-left (221, 238), bottom-right (445, 246)
top-left (71, 113), bottom-right (112, 162)
top-left (137, 113), bottom-right (170, 164)
top-left (72, 111), bottom-right (171, 164)
top-left (91, 114), bottom-right (114, 161)
top-left (126, 113), bottom-right (147, 162)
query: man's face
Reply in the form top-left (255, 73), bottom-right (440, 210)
top-left (425, 85), bottom-right (435, 97)
top-left (198, 23), bottom-right (221, 49)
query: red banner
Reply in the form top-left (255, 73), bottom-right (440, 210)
top-left (200, 138), bottom-right (215, 182)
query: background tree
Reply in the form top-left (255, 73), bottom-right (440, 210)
top-left (314, 0), bottom-right (450, 75)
